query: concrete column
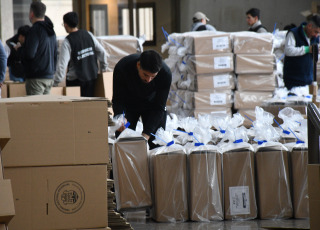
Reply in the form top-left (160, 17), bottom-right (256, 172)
top-left (0, 0), bottom-right (14, 43)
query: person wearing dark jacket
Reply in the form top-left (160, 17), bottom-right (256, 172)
top-left (112, 50), bottom-right (172, 149)
top-left (22, 1), bottom-right (57, 95)
top-left (6, 25), bottom-right (30, 82)
top-left (283, 15), bottom-right (320, 90)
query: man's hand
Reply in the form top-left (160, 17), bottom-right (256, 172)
top-left (142, 133), bottom-right (150, 140)
top-left (116, 118), bottom-right (128, 133)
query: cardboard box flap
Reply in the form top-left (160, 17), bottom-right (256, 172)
top-left (0, 179), bottom-right (15, 224)
top-left (0, 95), bottom-right (107, 103)
top-left (0, 104), bottom-right (10, 150)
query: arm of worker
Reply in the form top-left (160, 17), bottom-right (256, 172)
top-left (88, 32), bottom-right (108, 72)
top-left (0, 41), bottom-right (7, 86)
top-left (284, 32), bottom-right (311, 56)
top-left (53, 39), bottom-right (71, 86)
top-left (22, 29), bottom-right (39, 60)
top-left (141, 69), bottom-right (172, 139)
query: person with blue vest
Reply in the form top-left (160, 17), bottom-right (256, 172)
top-left (283, 15), bottom-right (320, 90)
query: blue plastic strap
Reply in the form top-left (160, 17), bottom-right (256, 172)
top-left (273, 22), bottom-right (277, 34)
top-left (195, 142), bottom-right (204, 146)
top-left (287, 128), bottom-right (305, 144)
top-left (274, 119), bottom-right (290, 135)
top-left (124, 122), bottom-right (130, 129)
top-left (150, 133), bottom-right (174, 146)
top-left (171, 90), bottom-right (186, 104)
top-left (233, 139), bottom-right (243, 144)
top-left (166, 140), bottom-right (174, 146)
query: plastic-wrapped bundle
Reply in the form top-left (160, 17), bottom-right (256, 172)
top-left (234, 91), bottom-right (273, 110)
top-left (235, 54), bottom-right (275, 74)
top-left (194, 90), bottom-right (233, 109)
top-left (150, 129), bottom-right (188, 222)
top-left (112, 128), bottom-right (152, 211)
top-left (232, 31), bottom-right (273, 54)
top-left (187, 142), bottom-right (223, 221)
top-left (236, 74), bottom-right (277, 91)
top-left (219, 126), bottom-right (257, 220)
top-left (167, 89), bottom-right (194, 110)
top-left (196, 73), bottom-right (235, 91)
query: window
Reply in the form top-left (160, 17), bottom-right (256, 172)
top-left (119, 3), bottom-right (156, 46)
top-left (89, 4), bottom-right (108, 36)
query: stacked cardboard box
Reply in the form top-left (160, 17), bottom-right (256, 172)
top-left (308, 164), bottom-right (320, 229)
top-left (97, 35), bottom-right (142, 71)
top-left (232, 32), bottom-right (275, 125)
top-left (0, 103), bottom-right (15, 230)
top-left (0, 95), bottom-right (109, 230)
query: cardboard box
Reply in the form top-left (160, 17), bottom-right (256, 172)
top-left (4, 165), bottom-right (108, 230)
top-left (290, 148), bottom-right (309, 218)
top-left (7, 83), bottom-right (26, 98)
top-left (233, 32), bottom-right (273, 54)
top-left (0, 84), bottom-right (7, 98)
top-left (194, 90), bottom-right (233, 108)
top-left (236, 74), bottom-right (276, 91)
top-left (308, 164), bottom-right (320, 230)
top-left (0, 180), bottom-right (15, 224)
top-left (0, 104), bottom-right (10, 151)
top-left (113, 137), bottom-right (152, 211)
top-left (189, 151), bottom-right (223, 221)
top-left (152, 151), bottom-right (188, 222)
top-left (94, 72), bottom-right (113, 100)
top-left (196, 73), bottom-right (235, 91)
top-left (235, 54), bottom-right (275, 74)
top-left (194, 107), bottom-right (232, 118)
top-left (223, 150), bottom-right (257, 220)
top-left (237, 109), bottom-right (255, 128)
top-left (50, 87), bottom-right (64, 95)
top-left (0, 95), bottom-right (109, 167)
top-left (255, 149), bottom-right (293, 219)
top-left (185, 33), bottom-right (232, 55)
top-left (234, 91), bottom-right (273, 109)
top-left (193, 53), bottom-right (234, 75)
top-left (50, 87), bottom-right (81, 97)
top-left (97, 36), bottom-right (139, 57)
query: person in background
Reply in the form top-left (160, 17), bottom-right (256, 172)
top-left (53, 11), bottom-right (108, 97)
top-left (112, 50), bottom-right (172, 149)
top-left (191, 11), bottom-right (217, 32)
top-left (246, 8), bottom-right (268, 33)
top-left (6, 25), bottom-right (30, 82)
top-left (22, 1), bottom-right (57, 95)
top-left (283, 23), bottom-right (297, 31)
top-left (0, 40), bottom-right (7, 89)
top-left (283, 15), bottom-right (320, 90)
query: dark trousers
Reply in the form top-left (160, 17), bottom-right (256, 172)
top-left (66, 79), bottom-right (96, 97)
top-left (116, 109), bottom-right (167, 150)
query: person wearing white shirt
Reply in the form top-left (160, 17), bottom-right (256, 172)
top-left (283, 15), bottom-right (320, 90)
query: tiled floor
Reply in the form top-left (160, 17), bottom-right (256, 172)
top-left (124, 211), bottom-right (310, 230)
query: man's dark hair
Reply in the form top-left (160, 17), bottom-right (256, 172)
top-left (140, 50), bottom-right (162, 73)
top-left (309, 14), bottom-right (320, 28)
top-left (283, 23), bottom-right (296, 30)
top-left (30, 1), bottom-right (46, 18)
top-left (63, 12), bottom-right (79, 28)
top-left (246, 8), bottom-right (260, 19)
top-left (17, 25), bottom-right (31, 37)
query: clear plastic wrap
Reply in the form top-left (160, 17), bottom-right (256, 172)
top-left (254, 144), bottom-right (293, 219)
top-left (187, 145), bottom-right (223, 221)
top-left (235, 54), bottom-right (275, 74)
top-left (174, 117), bottom-right (199, 145)
top-left (231, 31), bottom-right (274, 54)
top-left (194, 90), bottom-right (233, 108)
top-left (234, 91), bottom-right (273, 110)
top-left (167, 89), bottom-right (194, 110)
top-left (194, 107), bottom-right (232, 119)
top-left (278, 107), bottom-right (304, 132)
top-left (150, 129), bottom-right (188, 222)
top-left (196, 73), bottom-right (235, 91)
top-left (236, 74), bottom-right (276, 91)
top-left (112, 128), bottom-right (152, 211)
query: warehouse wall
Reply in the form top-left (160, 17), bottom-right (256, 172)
top-left (179, 0), bottom-right (315, 33)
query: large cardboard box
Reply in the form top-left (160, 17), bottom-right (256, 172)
top-left (232, 32), bottom-right (273, 54)
top-left (185, 33), bottom-right (232, 55)
top-left (236, 74), bottom-right (276, 91)
top-left (152, 151), bottom-right (188, 222)
top-left (189, 151), bottom-right (223, 221)
top-left (113, 137), bottom-right (152, 211)
top-left (194, 90), bottom-right (233, 108)
top-left (50, 87), bottom-right (81, 97)
top-left (223, 150), bottom-right (257, 220)
top-left (196, 73), bottom-right (235, 91)
top-left (0, 84), bottom-right (7, 98)
top-left (0, 96), bottom-right (109, 167)
top-left (290, 148), bottom-right (309, 218)
top-left (94, 72), bottom-right (113, 100)
top-left (0, 104), bottom-right (10, 151)
top-left (0, 180), bottom-right (15, 224)
top-left (193, 53), bottom-right (234, 75)
top-left (4, 165), bottom-right (108, 230)
top-left (7, 83), bottom-right (26, 98)
top-left (255, 149), bottom-right (293, 219)
top-left (235, 54), bottom-right (275, 74)
top-left (308, 164), bottom-right (320, 230)
top-left (234, 91), bottom-right (273, 109)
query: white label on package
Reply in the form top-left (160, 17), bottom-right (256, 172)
top-left (212, 36), bottom-right (229, 50)
top-left (213, 75), bottom-right (230, 88)
top-left (210, 93), bottom-right (226, 105)
top-left (214, 56), bottom-right (230, 69)
top-left (229, 186), bottom-right (250, 215)
top-left (210, 110), bottom-right (227, 114)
